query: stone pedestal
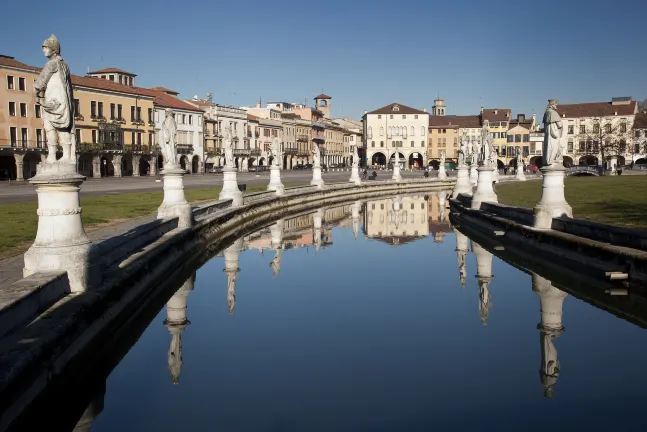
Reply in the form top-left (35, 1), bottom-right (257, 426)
top-left (311, 163), bottom-right (324, 189)
top-left (163, 274), bottom-right (194, 385)
top-left (351, 200), bottom-right (361, 240)
top-left (219, 166), bottom-right (243, 206)
top-left (23, 161), bottom-right (99, 293)
top-left (533, 165), bottom-right (572, 229)
top-left (469, 164), bottom-right (478, 186)
top-left (515, 166), bottom-right (527, 181)
top-left (454, 228), bottom-right (469, 287)
top-left (157, 166), bottom-right (192, 227)
top-left (14, 154), bottom-right (24, 181)
top-left (224, 238), bottom-right (242, 314)
top-left (92, 157), bottom-right (101, 179)
top-left (392, 163), bottom-right (402, 181)
top-left (472, 241), bottom-right (494, 326)
top-left (452, 163), bottom-right (473, 198)
top-left (349, 164), bottom-right (361, 186)
top-left (532, 273), bottom-right (567, 398)
top-left (267, 165), bottom-right (285, 196)
top-left (438, 164), bottom-right (447, 180)
top-left (471, 166), bottom-right (498, 210)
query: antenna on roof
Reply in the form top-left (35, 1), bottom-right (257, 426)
top-left (86, 66), bottom-right (89, 75)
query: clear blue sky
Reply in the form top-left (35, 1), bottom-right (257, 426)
top-left (2, 0), bottom-right (645, 119)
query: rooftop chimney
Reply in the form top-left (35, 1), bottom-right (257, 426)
top-left (494, 109), bottom-right (498, 115)
top-left (423, 108), bottom-right (427, 112)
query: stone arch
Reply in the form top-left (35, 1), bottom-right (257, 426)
top-left (179, 155), bottom-right (187, 170)
top-left (635, 157), bottom-right (647, 165)
top-left (78, 153), bottom-right (95, 177)
top-left (529, 156), bottom-right (542, 168)
top-left (121, 153), bottom-right (133, 176)
top-left (408, 152), bottom-right (423, 169)
top-left (258, 157), bottom-right (265, 167)
top-left (562, 156), bottom-right (574, 168)
top-left (283, 154), bottom-right (289, 170)
top-left (101, 155), bottom-right (115, 177)
top-left (23, 152), bottom-right (42, 179)
top-left (429, 159), bottom-right (439, 170)
top-left (191, 155), bottom-right (200, 173)
top-left (579, 155), bottom-right (598, 166)
top-left (268, 156), bottom-right (274, 166)
top-left (497, 159), bottom-right (505, 170)
top-left (371, 151), bottom-right (386, 167)
top-left (139, 155), bottom-right (151, 176)
top-left (248, 157), bottom-right (256, 170)
top-left (0, 155), bottom-right (16, 180)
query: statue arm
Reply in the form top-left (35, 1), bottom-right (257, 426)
top-left (34, 60), bottom-right (58, 92)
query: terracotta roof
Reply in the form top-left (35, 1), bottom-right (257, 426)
top-left (556, 101), bottom-right (637, 118)
top-left (508, 120), bottom-right (533, 130)
top-left (247, 114), bottom-right (259, 121)
top-left (151, 86), bottom-right (179, 95)
top-left (482, 108), bottom-right (511, 122)
top-left (634, 112), bottom-right (647, 129)
top-left (367, 103), bottom-right (428, 115)
top-left (281, 113), bottom-right (300, 119)
top-left (445, 115), bottom-right (481, 129)
top-left (71, 75), bottom-right (154, 98)
top-left (314, 93), bottom-right (331, 99)
top-left (138, 89), bottom-right (203, 112)
top-left (88, 67), bottom-right (137, 76)
top-left (0, 55), bottom-right (40, 72)
top-left (187, 99), bottom-right (213, 107)
top-left (428, 116), bottom-right (460, 128)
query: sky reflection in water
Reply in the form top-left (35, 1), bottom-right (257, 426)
top-left (76, 192), bottom-right (647, 431)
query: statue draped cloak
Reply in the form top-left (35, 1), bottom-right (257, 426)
top-left (35, 55), bottom-right (74, 131)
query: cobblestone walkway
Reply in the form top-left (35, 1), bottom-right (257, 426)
top-left (0, 214), bottom-right (156, 291)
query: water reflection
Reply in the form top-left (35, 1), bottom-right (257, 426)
top-left (13, 190), bottom-right (647, 431)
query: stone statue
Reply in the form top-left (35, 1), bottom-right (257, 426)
top-left (223, 126), bottom-right (234, 168)
top-left (312, 142), bottom-right (321, 166)
top-left (516, 152), bottom-right (523, 170)
top-left (34, 34), bottom-right (75, 163)
top-left (481, 120), bottom-right (490, 147)
top-left (161, 109), bottom-right (178, 168)
top-left (542, 99), bottom-right (564, 167)
top-left (270, 137), bottom-right (282, 167)
top-left (394, 150), bottom-right (400, 167)
top-left (352, 145), bottom-right (359, 168)
top-left (489, 146), bottom-right (498, 169)
top-left (458, 134), bottom-right (468, 166)
top-left (479, 133), bottom-right (490, 166)
top-left (540, 331), bottom-right (561, 398)
top-left (440, 150), bottom-right (446, 167)
top-left (473, 139), bottom-right (481, 165)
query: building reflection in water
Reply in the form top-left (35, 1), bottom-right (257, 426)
top-left (454, 228), bottom-right (469, 287)
top-left (471, 240), bottom-right (493, 326)
top-left (532, 273), bottom-right (567, 398)
top-left (363, 195), bottom-right (429, 245)
top-left (163, 273), bottom-right (194, 385)
top-left (224, 238), bottom-right (243, 314)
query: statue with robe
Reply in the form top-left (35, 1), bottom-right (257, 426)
top-left (516, 152), bottom-right (523, 171)
top-left (458, 134), bottom-right (468, 166)
top-left (227, 270), bottom-right (237, 314)
top-left (312, 142), bottom-right (321, 166)
top-left (394, 150), bottom-right (400, 168)
top-left (542, 99), bottom-right (564, 167)
top-left (540, 330), bottom-right (561, 398)
top-left (352, 145), bottom-right (359, 168)
top-left (489, 146), bottom-right (498, 170)
top-left (35, 34), bottom-right (75, 163)
top-left (161, 109), bottom-right (178, 168)
top-left (440, 150), bottom-right (446, 168)
top-left (223, 126), bottom-right (234, 168)
top-left (270, 137), bottom-right (282, 167)
top-left (458, 253), bottom-right (467, 287)
top-left (167, 327), bottom-right (183, 385)
top-left (478, 280), bottom-right (492, 326)
top-left (479, 133), bottom-right (490, 166)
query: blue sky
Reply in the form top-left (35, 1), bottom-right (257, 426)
top-left (2, 0), bottom-right (645, 119)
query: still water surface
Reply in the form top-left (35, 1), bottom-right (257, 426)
top-left (37, 193), bottom-right (647, 431)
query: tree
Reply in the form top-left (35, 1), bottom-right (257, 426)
top-left (639, 98), bottom-right (647, 113)
top-left (573, 117), bottom-right (633, 166)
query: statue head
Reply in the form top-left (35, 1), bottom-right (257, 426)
top-left (42, 34), bottom-right (60, 57)
top-left (548, 99), bottom-right (558, 109)
top-left (165, 108), bottom-right (174, 119)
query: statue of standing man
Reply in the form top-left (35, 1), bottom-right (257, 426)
top-left (270, 137), bottom-right (282, 167)
top-left (35, 34), bottom-right (75, 164)
top-left (161, 109), bottom-right (178, 168)
top-left (223, 126), bottom-right (235, 169)
top-left (542, 99), bottom-right (564, 167)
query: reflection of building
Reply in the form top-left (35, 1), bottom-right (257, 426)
top-left (427, 192), bottom-right (452, 238)
top-left (363, 196), bottom-right (429, 245)
top-left (532, 273), bottom-right (567, 398)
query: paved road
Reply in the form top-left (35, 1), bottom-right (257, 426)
top-left (0, 169), bottom-right (430, 204)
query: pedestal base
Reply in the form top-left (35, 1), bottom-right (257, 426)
top-left (24, 162), bottom-right (99, 292)
top-left (158, 167), bottom-right (193, 227)
top-left (349, 165), bottom-right (361, 185)
top-left (267, 165), bottom-right (285, 196)
top-left (219, 166), bottom-right (243, 206)
top-left (438, 166), bottom-right (447, 180)
top-left (469, 165), bottom-right (478, 186)
top-left (311, 165), bottom-right (324, 189)
top-left (493, 168), bottom-right (499, 183)
top-left (515, 169), bottom-right (527, 181)
top-left (452, 164), bottom-right (472, 198)
top-left (471, 166), bottom-right (498, 210)
top-left (392, 165), bottom-right (402, 181)
top-left (533, 166), bottom-right (572, 229)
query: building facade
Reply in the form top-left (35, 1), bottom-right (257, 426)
top-left (634, 112), bottom-right (647, 164)
top-left (427, 116), bottom-right (459, 168)
top-left (363, 103), bottom-right (429, 169)
top-left (481, 108), bottom-right (511, 163)
top-left (504, 113), bottom-right (536, 167)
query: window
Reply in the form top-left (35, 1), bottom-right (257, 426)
top-left (620, 122), bottom-right (627, 133)
top-left (389, 115), bottom-right (393, 119)
top-left (137, 107), bottom-right (142, 121)
top-left (131, 106), bottom-right (135, 121)
top-left (402, 115), bottom-right (406, 119)
top-left (378, 115), bottom-right (382, 119)
top-left (92, 130), bottom-right (97, 143)
top-left (421, 141), bottom-right (424, 147)
top-left (75, 129), bottom-right (81, 144)
top-left (110, 103), bottom-right (115, 120)
top-left (578, 141), bottom-right (585, 151)
top-left (91, 101), bottom-right (97, 118)
top-left (568, 125), bottom-right (574, 134)
top-left (189, 115), bottom-right (193, 125)
top-left (7, 75), bottom-right (14, 90)
top-left (371, 141), bottom-right (375, 147)
top-left (35, 104), bottom-right (41, 118)
top-left (507, 134), bottom-right (514, 143)
top-left (414, 115), bottom-right (418, 119)
top-left (74, 99), bottom-right (80, 115)
top-left (119, 76), bottom-right (122, 84)
top-left (368, 126), bottom-right (372, 137)
top-left (149, 133), bottom-right (153, 145)
top-left (118, 104), bottom-right (123, 120)
top-left (10, 127), bottom-right (17, 146)
top-left (98, 102), bottom-right (103, 118)
top-left (580, 125), bottom-right (586, 134)
top-left (380, 141), bottom-right (384, 147)
top-left (411, 126), bottom-right (415, 136)
top-left (411, 140), bottom-right (414, 147)
top-left (20, 128), bottom-right (27, 145)
top-left (182, 114), bottom-right (186, 124)
top-left (109, 74), bottom-right (114, 82)
top-left (605, 124), bottom-right (611, 133)
top-left (19, 103), bottom-right (26, 117)
top-left (137, 133), bottom-right (142, 145)
top-left (421, 126), bottom-right (425, 136)
top-left (429, 138), bottom-right (433, 146)
top-left (148, 108), bottom-right (153, 124)
top-left (9, 102), bottom-right (16, 116)
top-left (522, 135), bottom-right (529, 142)
top-left (514, 134), bottom-right (521, 143)
top-left (36, 129), bottom-right (43, 147)
top-left (131, 131), bottom-right (135, 144)
top-left (18, 77), bottom-right (26, 91)
top-left (593, 123), bottom-right (600, 133)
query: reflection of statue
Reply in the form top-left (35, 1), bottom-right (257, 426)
top-left (542, 99), bottom-right (564, 167)
top-left (270, 137), bottom-right (282, 167)
top-left (168, 328), bottom-right (183, 385)
top-left (540, 331), bottom-right (561, 398)
top-left (224, 126), bottom-right (234, 168)
top-left (458, 255), bottom-right (467, 287)
top-left (35, 34), bottom-right (75, 163)
top-left (270, 249), bottom-right (282, 277)
top-left (440, 150), bottom-right (446, 167)
top-left (478, 280), bottom-right (492, 326)
top-left (312, 142), bottom-right (321, 166)
top-left (227, 271), bottom-right (237, 314)
top-left (161, 109), bottom-right (178, 167)
top-left (394, 150), bottom-right (400, 167)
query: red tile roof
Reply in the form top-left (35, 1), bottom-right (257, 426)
top-left (151, 86), bottom-right (179, 95)
top-left (187, 99), bottom-right (213, 107)
top-left (72, 75), bottom-right (154, 98)
top-left (557, 101), bottom-right (637, 118)
top-left (429, 115), bottom-right (481, 128)
top-left (0, 55), bottom-right (40, 72)
top-left (482, 108), bottom-right (511, 122)
top-left (314, 93), bottom-right (331, 99)
top-left (88, 67), bottom-right (137, 76)
top-left (138, 89), bottom-right (204, 112)
top-left (367, 103), bottom-right (428, 115)
top-left (634, 112), bottom-right (647, 129)
top-left (247, 114), bottom-right (259, 121)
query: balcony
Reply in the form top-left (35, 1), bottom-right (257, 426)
top-left (297, 134), bottom-right (309, 142)
top-left (285, 148), bottom-right (298, 155)
top-left (251, 148), bottom-right (262, 156)
top-left (312, 121), bottom-right (326, 130)
top-left (313, 134), bottom-right (325, 143)
top-left (176, 144), bottom-right (194, 154)
top-left (233, 148), bottom-right (251, 156)
top-left (132, 119), bottom-right (145, 126)
top-left (206, 148), bottom-right (222, 157)
top-left (0, 139), bottom-right (45, 149)
top-left (75, 114), bottom-right (85, 121)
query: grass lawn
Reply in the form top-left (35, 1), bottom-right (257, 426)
top-left (496, 175), bottom-right (647, 228)
top-left (0, 184), bottom-right (302, 259)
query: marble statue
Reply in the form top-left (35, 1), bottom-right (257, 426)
top-left (35, 34), bottom-right (75, 163)
top-left (480, 120), bottom-right (490, 147)
top-left (270, 137), bottom-right (282, 167)
top-left (473, 139), bottom-right (482, 164)
top-left (312, 142), bottom-right (321, 166)
top-left (440, 150), bottom-right (445, 167)
top-left (458, 134), bottom-right (468, 165)
top-left (479, 133), bottom-right (490, 166)
top-left (516, 152), bottom-right (523, 170)
top-left (489, 146), bottom-right (498, 169)
top-left (394, 150), bottom-right (400, 167)
top-left (223, 126), bottom-right (235, 168)
top-left (540, 332), bottom-right (561, 398)
top-left (352, 145), bottom-right (359, 168)
top-left (161, 109), bottom-right (178, 167)
top-left (542, 99), bottom-right (564, 167)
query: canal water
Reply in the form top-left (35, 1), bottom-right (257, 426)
top-left (17, 192), bottom-right (647, 431)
